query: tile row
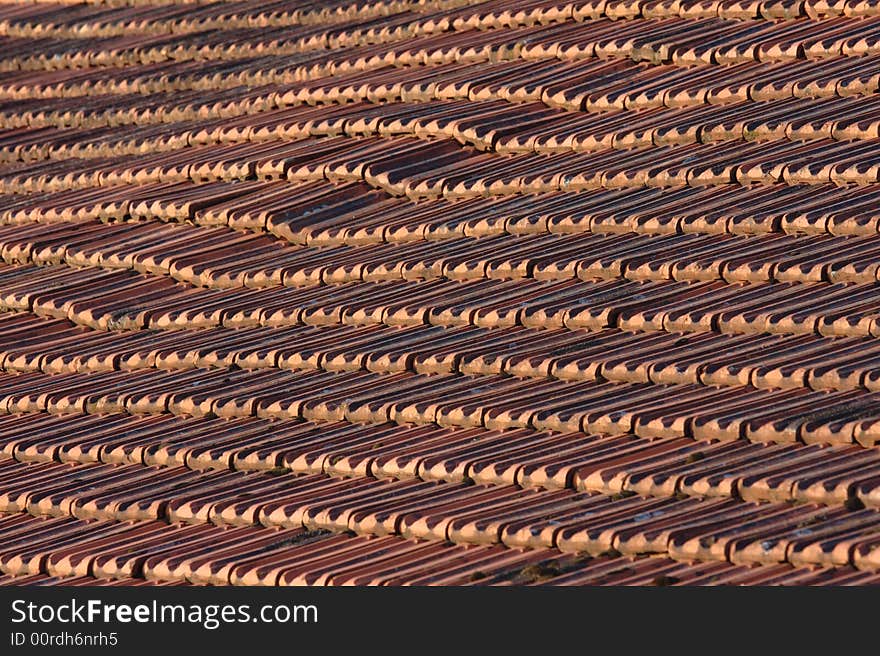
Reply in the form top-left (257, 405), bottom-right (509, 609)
top-left (5, 95), bottom-right (880, 174)
top-left (458, 0), bottom-right (880, 23)
top-left (4, 15), bottom-right (880, 77)
top-left (2, 135), bottom-right (880, 199)
top-left (0, 511), bottom-right (578, 585)
top-left (3, 359), bottom-right (880, 445)
top-left (2, 53), bottom-right (879, 133)
top-left (151, 51), bottom-right (880, 110)
top-left (0, 515), bottom-right (564, 585)
top-left (0, 83), bottom-right (280, 130)
top-left (6, 180), bottom-right (880, 243)
top-left (10, 259), bottom-right (880, 342)
top-left (3, 405), bottom-right (879, 505)
top-left (4, 57), bottom-right (877, 149)
top-left (0, 2), bottom-right (571, 72)
top-left (0, 0), bottom-right (476, 39)
top-left (12, 215), bottom-right (880, 289)
top-left (6, 0), bottom-right (879, 43)
top-left (0, 573), bottom-right (190, 586)
top-left (11, 512), bottom-right (867, 586)
top-left (0, 458), bottom-right (876, 571)
top-left (275, 17), bottom-right (880, 72)
top-left (522, 558), bottom-right (880, 585)
top-left (12, 307), bottom-right (880, 399)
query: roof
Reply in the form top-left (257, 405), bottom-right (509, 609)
top-left (0, 0), bottom-right (879, 586)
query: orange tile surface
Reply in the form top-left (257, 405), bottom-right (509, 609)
top-left (0, 0), bottom-right (878, 585)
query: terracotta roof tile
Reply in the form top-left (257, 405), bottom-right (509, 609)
top-left (1, 0), bottom-right (880, 586)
